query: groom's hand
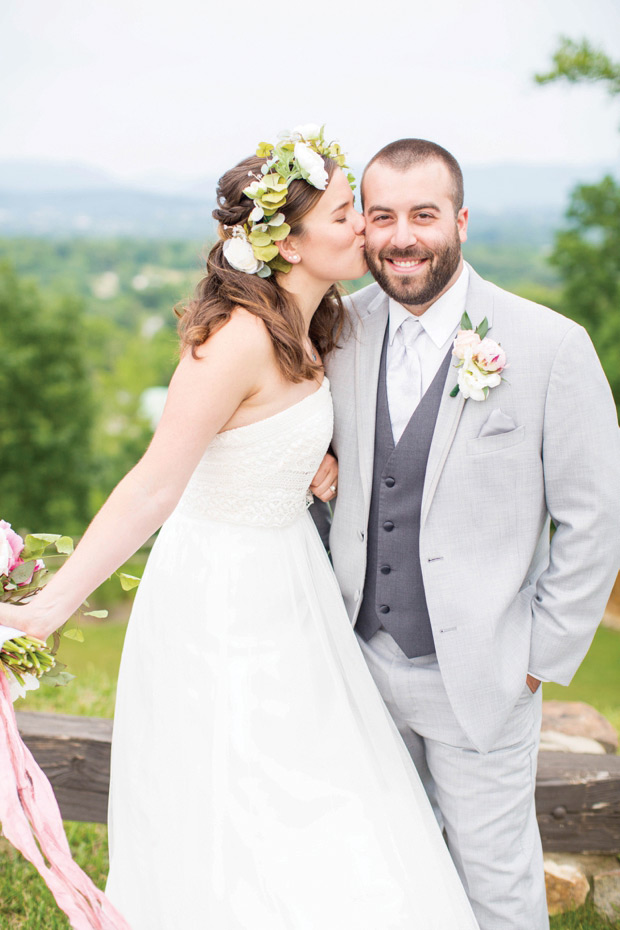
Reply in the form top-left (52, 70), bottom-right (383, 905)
top-left (310, 452), bottom-right (338, 502)
top-left (526, 674), bottom-right (541, 694)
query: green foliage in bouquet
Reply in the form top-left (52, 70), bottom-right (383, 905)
top-left (1, 520), bottom-right (140, 700)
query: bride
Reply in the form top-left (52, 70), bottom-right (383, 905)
top-left (0, 126), bottom-right (479, 929)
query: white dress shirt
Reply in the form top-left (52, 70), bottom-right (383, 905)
top-left (386, 264), bottom-right (469, 434)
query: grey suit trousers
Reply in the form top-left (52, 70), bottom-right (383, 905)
top-left (358, 629), bottom-right (548, 930)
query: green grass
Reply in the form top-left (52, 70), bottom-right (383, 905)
top-left (20, 617), bottom-right (127, 718)
top-left (0, 825), bottom-right (108, 929)
top-left (543, 625), bottom-right (620, 737)
top-left (550, 902), bottom-right (620, 930)
top-left (1, 621), bottom-right (619, 928)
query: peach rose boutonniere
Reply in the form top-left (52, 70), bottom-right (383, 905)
top-left (450, 313), bottom-right (508, 402)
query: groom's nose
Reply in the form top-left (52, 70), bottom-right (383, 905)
top-left (391, 218), bottom-right (417, 250)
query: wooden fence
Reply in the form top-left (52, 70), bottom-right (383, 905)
top-left (16, 710), bottom-right (620, 853)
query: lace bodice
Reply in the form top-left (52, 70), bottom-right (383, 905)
top-left (175, 378), bottom-right (333, 527)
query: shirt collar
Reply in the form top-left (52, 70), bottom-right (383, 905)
top-left (388, 263), bottom-right (470, 349)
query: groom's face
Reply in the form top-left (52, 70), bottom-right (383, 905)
top-left (362, 159), bottom-right (468, 314)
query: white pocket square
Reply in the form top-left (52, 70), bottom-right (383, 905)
top-left (478, 408), bottom-right (517, 438)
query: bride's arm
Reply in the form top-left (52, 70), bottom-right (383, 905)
top-left (0, 311), bottom-right (268, 641)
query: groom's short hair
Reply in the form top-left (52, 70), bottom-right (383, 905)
top-left (363, 139), bottom-right (464, 213)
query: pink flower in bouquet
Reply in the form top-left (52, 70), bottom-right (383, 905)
top-left (0, 521), bottom-right (25, 577)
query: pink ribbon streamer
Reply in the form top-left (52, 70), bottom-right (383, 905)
top-left (0, 672), bottom-right (131, 929)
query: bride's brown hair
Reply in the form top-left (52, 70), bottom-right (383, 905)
top-left (176, 154), bottom-right (346, 382)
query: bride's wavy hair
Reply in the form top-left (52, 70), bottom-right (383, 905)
top-left (176, 154), bottom-right (346, 382)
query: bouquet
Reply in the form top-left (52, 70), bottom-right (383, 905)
top-left (0, 517), bottom-right (136, 929)
top-left (1, 518), bottom-right (138, 703)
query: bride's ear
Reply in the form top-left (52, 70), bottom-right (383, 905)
top-left (277, 237), bottom-right (301, 265)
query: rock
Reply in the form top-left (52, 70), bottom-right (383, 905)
top-left (542, 701), bottom-right (619, 754)
top-left (545, 853), bottom-right (620, 882)
top-left (603, 612), bottom-right (620, 631)
top-left (593, 869), bottom-right (620, 922)
top-left (544, 859), bottom-right (590, 915)
top-left (539, 730), bottom-right (607, 754)
top-left (602, 574), bottom-right (620, 631)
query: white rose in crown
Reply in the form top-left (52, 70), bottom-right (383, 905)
top-left (292, 123), bottom-right (322, 141)
top-left (451, 314), bottom-right (507, 402)
top-left (222, 234), bottom-right (263, 275)
top-left (294, 142), bottom-right (329, 190)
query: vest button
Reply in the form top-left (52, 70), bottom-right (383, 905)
top-left (380, 565), bottom-right (391, 575)
top-left (379, 605), bottom-right (390, 614)
top-left (385, 477), bottom-right (395, 488)
top-left (383, 521), bottom-right (394, 532)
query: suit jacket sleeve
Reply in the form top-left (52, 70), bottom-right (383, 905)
top-left (310, 498), bottom-right (332, 552)
top-left (528, 323), bottom-right (620, 684)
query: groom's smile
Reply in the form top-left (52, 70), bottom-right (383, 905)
top-left (382, 250), bottom-right (432, 275)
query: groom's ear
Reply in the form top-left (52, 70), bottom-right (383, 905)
top-left (277, 237), bottom-right (301, 265)
top-left (457, 207), bottom-right (469, 244)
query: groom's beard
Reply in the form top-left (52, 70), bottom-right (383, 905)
top-left (364, 232), bottom-right (462, 308)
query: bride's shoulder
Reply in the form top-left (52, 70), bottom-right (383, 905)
top-left (193, 306), bottom-right (274, 363)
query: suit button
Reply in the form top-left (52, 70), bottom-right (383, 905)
top-left (380, 565), bottom-right (391, 575)
top-left (358, 530), bottom-right (365, 541)
top-left (385, 477), bottom-right (395, 488)
top-left (379, 605), bottom-right (390, 614)
top-left (383, 521), bottom-right (394, 532)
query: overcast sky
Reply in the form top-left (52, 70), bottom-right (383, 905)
top-left (1, 0), bottom-right (619, 187)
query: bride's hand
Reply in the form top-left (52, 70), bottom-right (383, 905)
top-left (310, 452), bottom-right (338, 502)
top-left (0, 599), bottom-right (60, 644)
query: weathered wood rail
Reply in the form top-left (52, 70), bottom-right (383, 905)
top-left (15, 710), bottom-right (620, 852)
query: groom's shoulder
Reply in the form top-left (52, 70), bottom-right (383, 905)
top-left (343, 281), bottom-right (386, 317)
top-left (473, 268), bottom-right (578, 342)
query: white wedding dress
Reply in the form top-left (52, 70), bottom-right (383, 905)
top-left (106, 377), bottom-right (479, 929)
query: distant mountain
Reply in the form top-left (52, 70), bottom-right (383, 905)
top-left (0, 158), bottom-right (616, 239)
top-left (137, 161), bottom-right (619, 210)
top-left (0, 188), bottom-right (215, 239)
top-left (462, 162), bottom-right (617, 213)
top-left (0, 160), bottom-right (125, 193)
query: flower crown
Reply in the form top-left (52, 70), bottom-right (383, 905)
top-left (222, 124), bottom-right (355, 278)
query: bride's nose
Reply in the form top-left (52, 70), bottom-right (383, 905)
top-left (353, 210), bottom-right (365, 235)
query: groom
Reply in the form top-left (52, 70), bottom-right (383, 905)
top-left (318, 139), bottom-right (620, 930)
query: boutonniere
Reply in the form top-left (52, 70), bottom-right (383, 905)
top-left (449, 313), bottom-right (507, 401)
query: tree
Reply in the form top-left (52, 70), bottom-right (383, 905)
top-left (535, 37), bottom-right (620, 101)
top-left (0, 262), bottom-right (95, 533)
top-left (535, 39), bottom-right (620, 410)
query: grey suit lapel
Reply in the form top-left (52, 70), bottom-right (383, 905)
top-left (355, 291), bottom-right (389, 509)
top-left (421, 267), bottom-right (496, 527)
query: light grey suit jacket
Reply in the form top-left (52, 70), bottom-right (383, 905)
top-left (323, 265), bottom-right (620, 751)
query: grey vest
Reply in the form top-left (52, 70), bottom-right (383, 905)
top-left (356, 325), bottom-right (451, 657)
